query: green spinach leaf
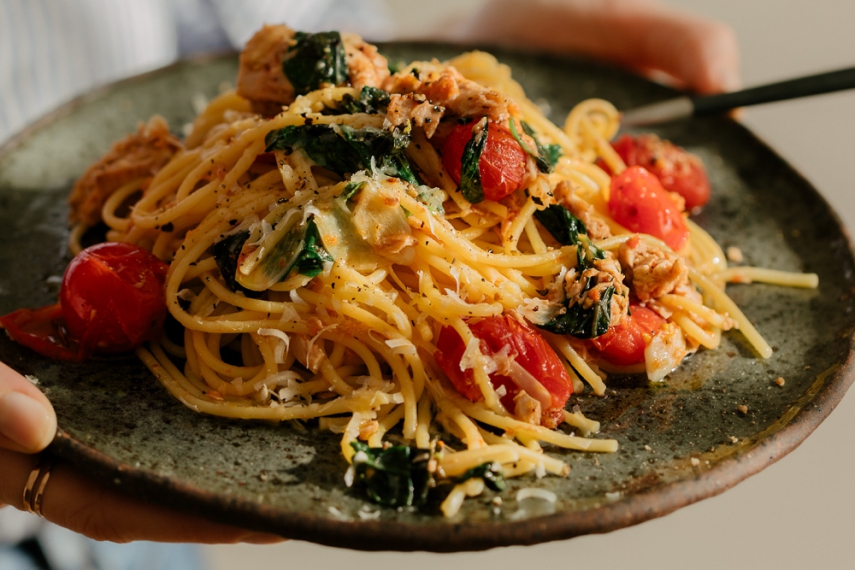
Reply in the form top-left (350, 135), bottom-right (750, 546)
top-left (534, 204), bottom-right (614, 339)
top-left (214, 216), bottom-right (333, 293)
top-left (264, 124), bottom-right (420, 185)
top-left (457, 462), bottom-right (506, 492)
top-left (523, 121), bottom-right (563, 172)
top-left (541, 142), bottom-right (563, 170)
top-left (282, 31), bottom-right (348, 96)
top-left (339, 86), bottom-right (392, 114)
top-left (534, 204), bottom-right (605, 269)
top-left (265, 124), bottom-right (354, 172)
top-left (340, 125), bottom-right (420, 185)
top-left (350, 442), bottom-right (433, 508)
top-left (459, 124), bottom-right (488, 204)
top-left (540, 282), bottom-right (615, 338)
top-left (293, 218), bottom-right (332, 278)
top-left (574, 233), bottom-right (606, 270)
top-left (534, 204), bottom-right (587, 247)
top-left (210, 231), bottom-right (260, 297)
top-left (211, 231), bottom-right (248, 292)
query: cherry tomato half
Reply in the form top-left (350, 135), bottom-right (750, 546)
top-left (442, 121), bottom-right (527, 202)
top-left (590, 303), bottom-right (665, 366)
top-left (60, 242), bottom-right (169, 354)
top-left (609, 165), bottom-right (690, 251)
top-left (0, 303), bottom-right (83, 361)
top-left (435, 315), bottom-right (573, 424)
top-left (610, 134), bottom-right (711, 210)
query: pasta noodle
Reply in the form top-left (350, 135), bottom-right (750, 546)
top-left (59, 28), bottom-right (817, 515)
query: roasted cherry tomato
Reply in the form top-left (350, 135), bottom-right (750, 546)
top-left (1, 242), bottom-right (169, 360)
top-left (590, 303), bottom-right (665, 366)
top-left (610, 134), bottom-right (711, 210)
top-left (609, 165), bottom-right (690, 251)
top-left (0, 303), bottom-right (83, 361)
top-left (442, 121), bottom-right (527, 202)
top-left (435, 315), bottom-right (573, 426)
top-left (60, 242), bottom-right (169, 355)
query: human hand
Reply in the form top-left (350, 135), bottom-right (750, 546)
top-left (468, 0), bottom-right (740, 94)
top-left (0, 360), bottom-right (282, 544)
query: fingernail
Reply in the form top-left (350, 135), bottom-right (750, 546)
top-left (0, 391), bottom-right (54, 452)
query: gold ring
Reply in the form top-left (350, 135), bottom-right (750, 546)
top-left (22, 456), bottom-right (55, 517)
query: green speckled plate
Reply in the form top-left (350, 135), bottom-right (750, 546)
top-left (1, 46), bottom-right (854, 552)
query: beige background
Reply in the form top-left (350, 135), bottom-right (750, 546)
top-left (205, 1), bottom-right (855, 568)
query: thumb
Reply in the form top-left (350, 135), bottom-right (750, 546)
top-left (0, 361), bottom-right (57, 454)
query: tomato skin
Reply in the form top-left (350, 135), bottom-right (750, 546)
top-left (611, 134), bottom-right (711, 210)
top-left (435, 315), bottom-right (573, 417)
top-left (442, 121), bottom-right (527, 201)
top-left (0, 303), bottom-right (84, 361)
top-left (590, 304), bottom-right (665, 366)
top-left (609, 166), bottom-right (690, 251)
top-left (60, 242), bottom-right (169, 354)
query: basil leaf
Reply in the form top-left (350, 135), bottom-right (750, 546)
top-left (350, 442), bottom-right (433, 508)
top-left (293, 218), bottom-right (333, 278)
top-left (539, 282), bottom-right (615, 339)
top-left (282, 31), bottom-right (348, 96)
top-left (459, 124), bottom-right (488, 204)
top-left (339, 86), bottom-right (392, 114)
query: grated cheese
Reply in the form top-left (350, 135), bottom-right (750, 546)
top-left (516, 488), bottom-right (557, 503)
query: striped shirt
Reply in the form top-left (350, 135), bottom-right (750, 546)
top-left (0, 0), bottom-right (481, 145)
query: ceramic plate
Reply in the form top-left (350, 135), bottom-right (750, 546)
top-left (1, 45), bottom-right (854, 552)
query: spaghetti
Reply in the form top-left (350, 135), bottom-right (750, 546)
top-left (60, 26), bottom-right (816, 514)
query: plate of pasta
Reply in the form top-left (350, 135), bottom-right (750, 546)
top-left (1, 27), bottom-right (854, 551)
